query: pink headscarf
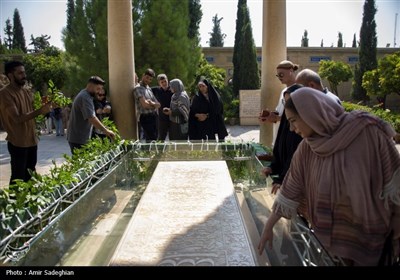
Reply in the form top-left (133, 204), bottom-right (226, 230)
top-left (289, 88), bottom-right (396, 156)
top-left (278, 87), bottom-right (400, 265)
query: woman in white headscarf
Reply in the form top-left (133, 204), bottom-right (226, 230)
top-left (258, 87), bottom-right (400, 266)
top-left (163, 79), bottom-right (190, 140)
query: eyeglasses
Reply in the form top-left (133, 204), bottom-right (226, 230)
top-left (275, 73), bottom-right (285, 78)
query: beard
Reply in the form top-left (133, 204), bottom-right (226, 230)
top-left (13, 75), bottom-right (26, 87)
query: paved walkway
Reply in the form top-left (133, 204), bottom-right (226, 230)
top-left (0, 126), bottom-right (260, 188)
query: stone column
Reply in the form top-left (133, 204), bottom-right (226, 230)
top-left (107, 0), bottom-right (137, 140)
top-left (259, 0), bottom-right (286, 146)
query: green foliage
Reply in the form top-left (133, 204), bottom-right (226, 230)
top-left (352, 33), bottom-right (357, 48)
top-left (353, 0), bottom-right (377, 102)
top-left (232, 0), bottom-right (260, 97)
top-left (208, 14), bottom-right (226, 47)
top-left (190, 54), bottom-right (226, 95)
top-left (136, 0), bottom-right (193, 86)
top-left (29, 34), bottom-right (51, 53)
top-left (0, 120), bottom-right (122, 223)
top-left (362, 52), bottom-right (400, 103)
top-left (12, 9), bottom-right (27, 53)
top-left (188, 0), bottom-right (202, 40)
top-left (23, 51), bottom-right (67, 92)
top-left (33, 80), bottom-right (72, 135)
top-left (318, 60), bottom-right (353, 95)
top-left (62, 0), bottom-right (108, 93)
top-left (337, 32), bottom-right (343, 47)
top-left (3, 18), bottom-right (13, 50)
top-left (342, 101), bottom-right (400, 132)
top-left (301, 30), bottom-right (309, 47)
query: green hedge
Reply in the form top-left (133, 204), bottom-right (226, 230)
top-left (342, 101), bottom-right (400, 133)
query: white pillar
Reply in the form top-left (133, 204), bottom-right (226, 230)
top-left (108, 0), bottom-right (137, 139)
top-left (259, 0), bottom-right (287, 146)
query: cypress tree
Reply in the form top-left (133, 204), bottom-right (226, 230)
top-left (301, 30), bottom-right (309, 47)
top-left (232, 0), bottom-right (245, 97)
top-left (187, 0), bottom-right (203, 91)
top-left (238, 18), bottom-right (260, 90)
top-left (352, 33), bottom-right (357, 47)
top-left (12, 9), bottom-right (27, 52)
top-left (337, 32), bottom-right (343, 47)
top-left (208, 14), bottom-right (226, 47)
top-left (3, 18), bottom-right (13, 50)
top-left (352, 0), bottom-right (377, 102)
top-left (188, 0), bottom-right (202, 41)
top-left (139, 0), bottom-right (192, 85)
top-left (62, 0), bottom-right (108, 94)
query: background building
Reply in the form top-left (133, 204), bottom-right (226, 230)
top-left (203, 47), bottom-right (400, 112)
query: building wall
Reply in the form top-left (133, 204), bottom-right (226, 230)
top-left (202, 47), bottom-right (400, 112)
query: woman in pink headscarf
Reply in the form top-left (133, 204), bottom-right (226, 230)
top-left (258, 87), bottom-right (400, 266)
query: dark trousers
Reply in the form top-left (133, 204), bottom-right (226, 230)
top-left (139, 113), bottom-right (158, 142)
top-left (7, 142), bottom-right (37, 185)
top-left (68, 142), bottom-right (83, 155)
top-left (158, 119), bottom-right (170, 141)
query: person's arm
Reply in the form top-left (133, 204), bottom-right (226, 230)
top-left (4, 102), bottom-right (51, 124)
top-left (258, 211), bottom-right (282, 254)
top-left (88, 116), bottom-right (115, 140)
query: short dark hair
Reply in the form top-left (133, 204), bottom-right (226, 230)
top-left (284, 97), bottom-right (298, 115)
top-left (4, 61), bottom-right (24, 75)
top-left (88, 76), bottom-right (106, 85)
top-left (144, 69), bottom-right (155, 78)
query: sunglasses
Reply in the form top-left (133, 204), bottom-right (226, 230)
top-left (275, 73), bottom-right (285, 78)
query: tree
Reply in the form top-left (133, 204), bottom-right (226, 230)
top-left (188, 0), bottom-right (202, 41)
top-left (12, 9), bottom-right (27, 53)
top-left (320, 39), bottom-right (324, 47)
top-left (232, 0), bottom-right (246, 97)
top-left (318, 60), bottom-right (353, 96)
top-left (191, 54), bottom-right (226, 94)
top-left (352, 33), bottom-right (357, 47)
top-left (362, 51), bottom-right (400, 109)
top-left (352, 0), bottom-right (377, 102)
top-left (232, 0), bottom-right (260, 97)
top-left (0, 36), bottom-right (8, 54)
top-left (62, 0), bottom-right (108, 95)
top-left (3, 18), bottom-right (13, 50)
top-left (208, 14), bottom-right (226, 47)
top-left (337, 32), bottom-right (343, 47)
top-left (187, 0), bottom-right (203, 90)
top-left (139, 0), bottom-right (192, 85)
top-left (301, 30), bottom-right (309, 47)
top-left (29, 34), bottom-right (51, 53)
top-left (238, 17), bottom-right (260, 91)
top-left (23, 49), bottom-right (67, 93)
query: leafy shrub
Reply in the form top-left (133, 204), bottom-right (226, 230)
top-left (342, 101), bottom-right (400, 133)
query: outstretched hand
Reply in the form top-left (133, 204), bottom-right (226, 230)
top-left (258, 224), bottom-right (274, 255)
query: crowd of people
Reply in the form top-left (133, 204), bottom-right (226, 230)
top-left (1, 59), bottom-right (399, 266)
top-left (134, 68), bottom-right (227, 142)
top-left (258, 60), bottom-right (400, 266)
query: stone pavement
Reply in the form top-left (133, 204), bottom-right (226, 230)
top-left (0, 125), bottom-right (260, 188)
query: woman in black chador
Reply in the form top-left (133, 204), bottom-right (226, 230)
top-left (189, 79), bottom-right (228, 141)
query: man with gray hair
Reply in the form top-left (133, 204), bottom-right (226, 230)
top-left (295, 68), bottom-right (341, 105)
